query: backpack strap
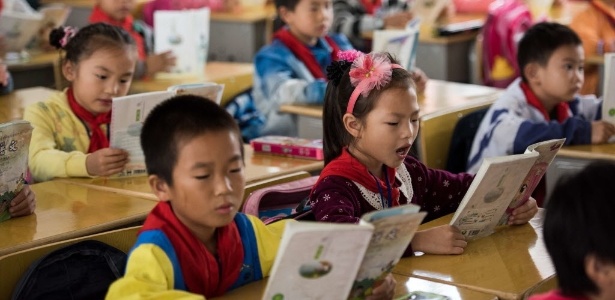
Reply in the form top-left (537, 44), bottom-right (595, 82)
top-left (132, 230), bottom-right (186, 291)
top-left (231, 214), bottom-right (264, 288)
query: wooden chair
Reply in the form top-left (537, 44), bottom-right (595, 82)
top-left (0, 226), bottom-right (141, 299)
top-left (418, 101), bottom-right (494, 170)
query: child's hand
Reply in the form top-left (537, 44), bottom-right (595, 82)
top-left (10, 185), bottom-right (36, 217)
top-left (366, 273), bottom-right (396, 300)
top-left (86, 148), bottom-right (129, 177)
top-left (0, 62), bottom-right (9, 86)
top-left (412, 225), bottom-right (467, 255)
top-left (146, 51), bottom-right (177, 76)
top-left (383, 11), bottom-right (414, 28)
top-left (591, 121), bottom-right (615, 144)
top-left (508, 197), bottom-right (538, 225)
top-left (410, 68), bottom-right (428, 93)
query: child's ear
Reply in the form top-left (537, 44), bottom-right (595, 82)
top-left (148, 174), bottom-right (171, 202)
top-left (62, 61), bottom-right (76, 82)
top-left (585, 254), bottom-right (615, 289)
top-left (524, 62), bottom-right (540, 85)
top-left (343, 113), bottom-right (362, 138)
top-left (278, 6), bottom-right (291, 24)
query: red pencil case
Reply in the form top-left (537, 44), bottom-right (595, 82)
top-left (250, 136), bottom-right (324, 160)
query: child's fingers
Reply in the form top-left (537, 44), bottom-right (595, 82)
top-left (10, 188), bottom-right (36, 217)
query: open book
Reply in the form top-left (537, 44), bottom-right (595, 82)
top-left (0, 121), bottom-right (33, 222)
top-left (450, 138), bottom-right (565, 239)
top-left (372, 20), bottom-right (420, 71)
top-left (110, 83), bottom-right (223, 177)
top-left (602, 53), bottom-right (615, 125)
top-left (263, 204), bottom-right (426, 300)
top-left (154, 8), bottom-right (210, 76)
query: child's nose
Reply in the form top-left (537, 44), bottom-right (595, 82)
top-left (214, 174), bottom-right (233, 196)
top-left (105, 81), bottom-right (119, 95)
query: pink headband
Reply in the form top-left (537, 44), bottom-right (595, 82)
top-left (342, 51), bottom-right (403, 114)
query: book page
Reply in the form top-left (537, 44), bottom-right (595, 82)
top-left (350, 205), bottom-right (426, 300)
top-left (496, 138), bottom-right (565, 226)
top-left (110, 91), bottom-right (174, 177)
top-left (602, 53), bottom-right (615, 124)
top-left (166, 83), bottom-right (224, 105)
top-left (450, 153), bottom-right (539, 239)
top-left (0, 121), bottom-right (33, 222)
top-left (263, 222), bottom-right (373, 300)
top-left (0, 10), bottom-right (43, 52)
top-left (372, 21), bottom-right (420, 71)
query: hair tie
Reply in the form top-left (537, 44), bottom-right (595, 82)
top-left (346, 52), bottom-right (402, 114)
top-left (59, 27), bottom-right (77, 48)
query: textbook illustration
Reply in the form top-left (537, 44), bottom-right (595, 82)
top-left (450, 138), bottom-right (565, 239)
top-left (602, 53), bottom-right (615, 125)
top-left (110, 83), bottom-right (223, 177)
top-left (250, 136), bottom-right (324, 160)
top-left (372, 20), bottom-right (420, 71)
top-left (0, 121), bottom-right (33, 222)
top-left (263, 204), bottom-right (426, 300)
top-left (154, 8), bottom-right (210, 76)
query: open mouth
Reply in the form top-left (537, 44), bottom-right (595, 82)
top-left (396, 145), bottom-right (411, 157)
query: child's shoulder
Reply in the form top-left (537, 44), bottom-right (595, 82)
top-left (24, 91), bottom-right (69, 115)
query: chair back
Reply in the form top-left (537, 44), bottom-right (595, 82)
top-left (446, 106), bottom-right (490, 173)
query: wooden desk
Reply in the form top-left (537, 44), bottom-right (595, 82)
top-left (0, 87), bottom-right (57, 123)
top-left (130, 61), bottom-right (254, 107)
top-left (0, 181), bottom-right (156, 256)
top-left (6, 51), bottom-right (62, 90)
top-left (57, 145), bottom-right (323, 200)
top-left (279, 80), bottom-right (502, 139)
top-left (212, 274), bottom-right (497, 300)
top-left (393, 211), bottom-right (556, 300)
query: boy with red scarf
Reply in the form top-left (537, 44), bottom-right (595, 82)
top-left (467, 22), bottom-right (615, 205)
top-left (106, 95), bottom-right (288, 299)
top-left (89, 0), bottom-right (176, 79)
top-left (252, 0), bottom-right (353, 137)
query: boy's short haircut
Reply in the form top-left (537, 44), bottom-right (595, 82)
top-left (517, 22), bottom-right (582, 82)
top-left (274, 0), bottom-right (300, 10)
top-left (544, 160), bottom-right (615, 296)
top-left (140, 95), bottom-right (243, 185)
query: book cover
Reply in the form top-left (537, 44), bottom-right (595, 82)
top-left (372, 20), bottom-right (420, 71)
top-left (496, 138), bottom-right (565, 226)
top-left (450, 152), bottom-right (539, 239)
top-left (167, 82), bottom-right (224, 105)
top-left (602, 53), bottom-right (615, 124)
top-left (250, 136), bottom-right (324, 161)
top-left (0, 121), bottom-right (33, 222)
top-left (0, 10), bottom-right (43, 52)
top-left (154, 8), bottom-right (210, 76)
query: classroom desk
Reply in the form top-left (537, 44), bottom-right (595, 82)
top-left (0, 180), bottom-right (156, 256)
top-left (279, 79), bottom-right (502, 139)
top-left (56, 145), bottom-right (323, 200)
top-left (129, 61), bottom-right (254, 107)
top-left (6, 51), bottom-right (62, 90)
top-left (211, 274), bottom-right (498, 300)
top-left (393, 210), bottom-right (556, 300)
top-left (0, 87), bottom-right (57, 123)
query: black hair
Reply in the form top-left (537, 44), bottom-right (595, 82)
top-left (517, 22), bottom-right (582, 82)
top-left (274, 0), bottom-right (301, 10)
top-left (544, 160), bottom-right (615, 297)
top-left (49, 23), bottom-right (136, 65)
top-left (322, 52), bottom-right (415, 165)
top-left (140, 95), bottom-right (243, 185)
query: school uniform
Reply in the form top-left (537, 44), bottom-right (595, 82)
top-left (309, 148), bottom-right (473, 255)
top-left (106, 201), bottom-right (287, 299)
top-left (467, 78), bottom-right (601, 175)
top-left (24, 90), bottom-right (105, 182)
top-left (252, 28), bottom-right (353, 136)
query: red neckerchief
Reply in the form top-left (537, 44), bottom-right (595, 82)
top-left (520, 81), bottom-right (570, 123)
top-left (312, 148), bottom-right (400, 206)
top-left (89, 5), bottom-right (146, 60)
top-left (590, 0), bottom-right (615, 27)
top-left (273, 28), bottom-right (341, 79)
top-left (141, 201), bottom-right (244, 297)
top-left (361, 0), bottom-right (382, 14)
top-left (66, 88), bottom-right (111, 153)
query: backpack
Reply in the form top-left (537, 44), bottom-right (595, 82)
top-left (12, 240), bottom-right (127, 300)
top-left (242, 176), bottom-right (318, 224)
top-left (481, 0), bottom-right (532, 88)
top-left (225, 89), bottom-right (265, 142)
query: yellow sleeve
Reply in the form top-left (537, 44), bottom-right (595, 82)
top-left (105, 244), bottom-right (204, 300)
top-left (24, 101), bottom-right (90, 182)
top-left (246, 215), bottom-right (292, 277)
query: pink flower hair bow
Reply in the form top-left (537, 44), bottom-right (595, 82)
top-left (346, 52), bottom-right (402, 114)
top-left (60, 27), bottom-right (77, 48)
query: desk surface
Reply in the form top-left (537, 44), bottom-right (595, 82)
top-left (210, 4), bottom-right (275, 22)
top-left (57, 145), bottom-right (323, 200)
top-left (280, 80), bottom-right (501, 119)
top-left (393, 210), bottom-right (555, 300)
top-left (557, 143), bottom-right (615, 161)
top-left (0, 181), bottom-right (156, 256)
top-left (6, 51), bottom-right (59, 69)
top-left (130, 62), bottom-right (254, 106)
top-left (212, 274), bottom-right (497, 300)
top-left (0, 87), bottom-right (57, 123)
